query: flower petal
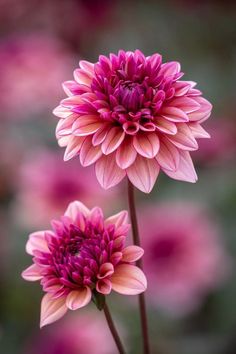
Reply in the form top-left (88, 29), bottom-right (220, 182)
top-left (169, 97), bottom-right (200, 113)
top-left (26, 231), bottom-right (48, 255)
top-left (111, 264), bottom-right (147, 295)
top-left (155, 117), bottom-right (177, 135)
top-left (167, 123), bottom-right (198, 151)
top-left (63, 136), bottom-right (86, 161)
top-left (133, 133), bottom-right (160, 158)
top-left (66, 287), bottom-right (92, 310)
top-left (65, 201), bottom-right (90, 219)
top-left (122, 246), bottom-right (144, 262)
top-left (53, 105), bottom-right (73, 118)
top-left (21, 264), bottom-right (42, 281)
top-left (96, 279), bottom-right (112, 295)
top-left (189, 122), bottom-right (211, 139)
top-left (98, 263), bottom-right (114, 279)
top-left (156, 137), bottom-right (180, 171)
top-left (40, 293), bottom-right (67, 328)
top-left (73, 115), bottom-right (102, 136)
top-left (116, 137), bottom-right (137, 169)
top-left (163, 150), bottom-right (198, 183)
top-left (92, 124), bottom-right (110, 146)
top-left (101, 127), bottom-right (125, 155)
top-left (161, 106), bottom-right (189, 123)
top-left (105, 210), bottom-right (128, 228)
top-left (80, 136), bottom-right (103, 166)
top-left (127, 155), bottom-right (160, 193)
top-left (95, 154), bottom-right (126, 189)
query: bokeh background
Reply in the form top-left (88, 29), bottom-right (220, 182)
top-left (0, 1), bottom-right (236, 353)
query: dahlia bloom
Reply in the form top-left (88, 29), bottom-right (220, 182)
top-left (139, 203), bottom-right (230, 315)
top-left (22, 201), bottom-right (146, 327)
top-left (54, 50), bottom-right (212, 193)
top-left (15, 149), bottom-right (120, 227)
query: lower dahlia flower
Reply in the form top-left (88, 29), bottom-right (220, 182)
top-left (53, 50), bottom-right (212, 193)
top-left (22, 201), bottom-right (146, 327)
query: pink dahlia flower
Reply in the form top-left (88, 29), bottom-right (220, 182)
top-left (139, 203), bottom-right (230, 315)
top-left (22, 201), bottom-right (146, 327)
top-left (54, 50), bottom-right (212, 193)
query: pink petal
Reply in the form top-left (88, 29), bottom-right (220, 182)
top-left (156, 137), bottom-right (180, 171)
top-left (92, 124), bottom-right (110, 146)
top-left (133, 132), bottom-right (160, 158)
top-left (111, 264), bottom-right (147, 295)
top-left (116, 137), bottom-right (137, 169)
top-left (61, 95), bottom-right (84, 107)
top-left (26, 231), bottom-right (48, 255)
top-left (101, 127), bottom-right (125, 155)
top-left (89, 206), bottom-right (104, 227)
top-left (40, 293), bottom-right (67, 328)
top-left (63, 136), bottom-right (86, 161)
top-left (74, 69), bottom-right (92, 85)
top-left (57, 135), bottom-right (70, 147)
top-left (161, 107), bottom-right (189, 123)
top-left (173, 81), bottom-right (194, 96)
top-left (127, 155), bottom-right (160, 193)
top-left (167, 123), bottom-right (198, 151)
top-left (159, 61), bottom-right (181, 77)
top-left (188, 97), bottom-right (212, 122)
top-left (95, 154), bottom-right (126, 189)
top-left (73, 115), bottom-right (102, 136)
top-left (79, 60), bottom-right (94, 75)
top-left (66, 287), bottom-right (92, 310)
top-left (122, 246), bottom-right (144, 262)
top-left (105, 210), bottom-right (128, 228)
top-left (65, 201), bottom-right (90, 219)
top-left (155, 116), bottom-right (177, 135)
top-left (96, 279), bottom-right (112, 295)
top-left (21, 264), bottom-right (42, 281)
top-left (169, 97), bottom-right (200, 113)
top-left (80, 136), bottom-right (103, 166)
top-left (188, 122), bottom-right (210, 139)
top-left (53, 105), bottom-right (73, 118)
top-left (98, 263), bottom-right (114, 279)
top-left (163, 150), bottom-right (198, 183)
top-left (62, 80), bottom-right (79, 96)
top-left (56, 114), bottom-right (77, 136)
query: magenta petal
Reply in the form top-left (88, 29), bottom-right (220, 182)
top-left (21, 264), bottom-right (42, 281)
top-left (66, 287), bottom-right (92, 310)
top-left (95, 154), bottom-right (126, 189)
top-left (40, 293), bottom-right (67, 328)
top-left (133, 133), bottom-right (160, 158)
top-left (111, 264), bottom-right (147, 295)
top-left (127, 155), bottom-right (160, 193)
top-left (163, 150), bottom-right (198, 183)
top-left (122, 246), bottom-right (144, 262)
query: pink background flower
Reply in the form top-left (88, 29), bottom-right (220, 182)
top-left (139, 202), bottom-right (231, 315)
top-left (54, 50), bottom-right (212, 193)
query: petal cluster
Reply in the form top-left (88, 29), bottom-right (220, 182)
top-left (54, 50), bottom-right (212, 193)
top-left (22, 201), bottom-right (146, 327)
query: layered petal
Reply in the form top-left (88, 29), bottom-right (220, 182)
top-left (26, 231), bottom-right (48, 255)
top-left (66, 287), bottom-right (92, 310)
top-left (21, 264), bottom-right (42, 281)
top-left (133, 132), bottom-right (160, 158)
top-left (111, 264), bottom-right (147, 295)
top-left (95, 154), bottom-right (126, 189)
top-left (116, 137), bottom-right (137, 169)
top-left (122, 246), bottom-right (144, 262)
top-left (40, 293), bottom-right (67, 328)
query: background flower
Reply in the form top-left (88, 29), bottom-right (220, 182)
top-left (54, 50), bottom-right (212, 193)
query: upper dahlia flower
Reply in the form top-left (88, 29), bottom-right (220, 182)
top-left (54, 50), bottom-right (212, 193)
top-left (22, 201), bottom-right (146, 327)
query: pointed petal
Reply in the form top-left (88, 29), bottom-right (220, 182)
top-left (98, 263), bottom-right (114, 279)
top-left (74, 69), bottom-right (92, 85)
top-left (21, 264), bottom-right (42, 281)
top-left (133, 133), bottom-right (160, 158)
top-left (96, 279), bottom-right (112, 295)
top-left (56, 114), bottom-right (77, 136)
top-left (163, 150), bottom-right (198, 183)
top-left (105, 210), bottom-right (128, 228)
top-left (53, 105), bottom-right (73, 118)
top-left (188, 97), bottom-right (212, 122)
top-left (169, 97), bottom-right (200, 113)
top-left (79, 136), bottom-right (102, 166)
top-left (122, 246), bottom-right (144, 262)
top-left (95, 154), bottom-right (126, 189)
top-left (189, 122), bottom-right (210, 138)
top-left (65, 201), bottom-right (90, 219)
top-left (116, 137), bottom-right (137, 169)
top-left (156, 137), bottom-right (180, 171)
top-left (127, 155), bottom-right (160, 193)
top-left (161, 107), bottom-right (189, 122)
top-left (40, 293), bottom-right (67, 328)
top-left (155, 116), bottom-right (177, 135)
top-left (26, 231), bottom-right (48, 255)
top-left (101, 127), bottom-right (125, 155)
top-left (63, 136), bottom-right (86, 161)
top-left (159, 61), bottom-right (181, 77)
top-left (73, 115), bottom-right (102, 136)
top-left (66, 287), bottom-right (92, 310)
top-left (92, 124), bottom-right (110, 146)
top-left (167, 123), bottom-right (198, 151)
top-left (57, 135), bottom-right (70, 147)
top-left (111, 264), bottom-right (147, 295)
top-left (79, 60), bottom-right (94, 75)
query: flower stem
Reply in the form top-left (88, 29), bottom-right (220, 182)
top-left (103, 302), bottom-right (126, 354)
top-left (128, 180), bottom-right (150, 354)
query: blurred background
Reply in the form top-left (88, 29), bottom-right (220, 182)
top-left (0, 0), bottom-right (236, 353)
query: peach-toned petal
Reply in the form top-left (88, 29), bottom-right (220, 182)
top-left (167, 123), bottom-right (198, 151)
top-left (79, 60), bottom-right (94, 75)
top-left (96, 279), bottom-right (112, 295)
top-left (101, 127), bottom-right (125, 155)
top-left (95, 154), bottom-right (126, 189)
top-left (133, 132), bottom-right (160, 158)
top-left (161, 107), bottom-right (189, 123)
top-left (122, 246), bottom-right (144, 262)
top-left (73, 115), bottom-right (102, 136)
top-left (155, 116), bottom-right (177, 135)
top-left (57, 135), bottom-right (70, 147)
top-left (189, 122), bottom-right (211, 139)
top-left (26, 231), bottom-right (48, 255)
top-left (21, 264), bottom-right (42, 281)
top-left (116, 137), bottom-right (137, 169)
top-left (92, 124), bottom-right (110, 146)
top-left (188, 97), bottom-right (212, 122)
top-left (64, 201), bottom-right (90, 219)
top-left (169, 97), bottom-right (200, 113)
top-left (163, 150), bottom-right (198, 183)
top-left (105, 210), bottom-right (128, 228)
top-left (40, 293), bottom-right (67, 328)
top-left (127, 155), bottom-right (160, 193)
top-left (53, 105), bottom-right (73, 118)
top-left (111, 264), bottom-right (147, 295)
top-left (98, 263), bottom-right (114, 279)
top-left (156, 137), bottom-right (180, 171)
top-left (61, 95), bottom-right (84, 107)
top-left (74, 69), bottom-right (92, 86)
top-left (80, 136), bottom-right (103, 166)
top-left (63, 136), bottom-right (86, 161)
top-left (66, 287), bottom-right (92, 310)
top-left (56, 114), bottom-right (78, 136)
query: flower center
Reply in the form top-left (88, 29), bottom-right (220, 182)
top-left (118, 81), bottom-right (145, 112)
